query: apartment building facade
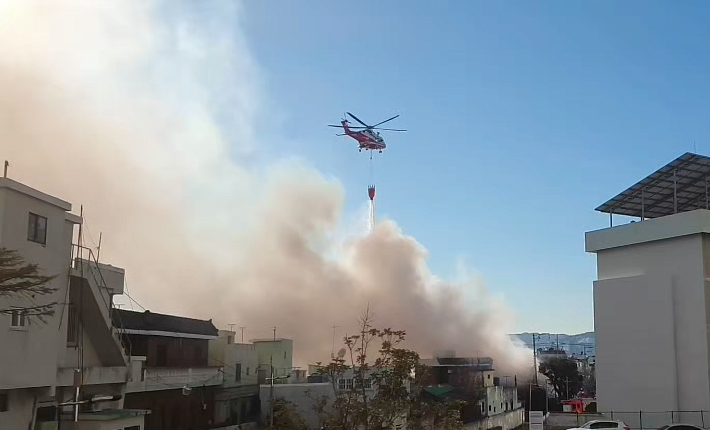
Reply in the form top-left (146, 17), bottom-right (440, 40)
top-left (114, 309), bottom-right (223, 430)
top-left (208, 329), bottom-right (260, 427)
top-left (0, 177), bottom-right (146, 429)
top-left (587, 152), bottom-right (710, 416)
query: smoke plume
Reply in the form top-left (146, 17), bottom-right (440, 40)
top-left (0, 0), bottom-right (532, 374)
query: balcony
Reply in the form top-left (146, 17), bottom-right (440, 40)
top-left (126, 357), bottom-right (223, 393)
top-left (56, 366), bottom-right (129, 386)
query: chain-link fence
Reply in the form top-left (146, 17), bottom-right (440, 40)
top-left (566, 411), bottom-right (710, 430)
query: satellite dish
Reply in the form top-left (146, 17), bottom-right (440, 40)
top-left (337, 348), bottom-right (346, 358)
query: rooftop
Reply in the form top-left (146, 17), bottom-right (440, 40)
top-left (420, 356), bottom-right (494, 369)
top-left (0, 177), bottom-right (72, 211)
top-left (596, 152), bottom-right (710, 219)
top-left (114, 309), bottom-right (218, 338)
top-left (251, 337), bottom-right (292, 343)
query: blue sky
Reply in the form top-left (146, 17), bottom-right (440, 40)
top-left (237, 1), bottom-right (710, 334)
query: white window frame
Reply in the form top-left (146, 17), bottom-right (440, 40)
top-left (10, 310), bottom-right (27, 330)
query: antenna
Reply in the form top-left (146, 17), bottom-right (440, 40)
top-left (331, 325), bottom-right (340, 358)
top-left (227, 324), bottom-right (235, 333)
top-left (240, 326), bottom-right (246, 343)
top-left (3, 160), bottom-right (8, 178)
top-left (96, 232), bottom-right (103, 262)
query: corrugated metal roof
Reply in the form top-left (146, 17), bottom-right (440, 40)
top-left (596, 152), bottom-right (710, 219)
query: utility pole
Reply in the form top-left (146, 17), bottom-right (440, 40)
top-left (240, 326), bottom-right (246, 343)
top-left (269, 326), bottom-right (276, 430)
top-left (532, 333), bottom-right (539, 385)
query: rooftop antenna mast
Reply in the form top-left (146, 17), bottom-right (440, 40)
top-left (3, 160), bottom-right (8, 178)
top-left (331, 325), bottom-right (340, 359)
top-left (240, 326), bottom-right (246, 343)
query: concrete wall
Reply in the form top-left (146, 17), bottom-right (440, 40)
top-left (223, 344), bottom-right (259, 387)
top-left (0, 179), bottom-right (77, 390)
top-left (465, 408), bottom-right (524, 430)
top-left (483, 386), bottom-right (520, 416)
top-left (0, 388), bottom-right (41, 430)
top-left (587, 212), bottom-right (710, 412)
top-left (209, 330), bottom-right (235, 367)
top-left (254, 339), bottom-right (293, 378)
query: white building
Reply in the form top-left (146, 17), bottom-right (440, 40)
top-left (586, 152), bottom-right (710, 414)
top-left (209, 329), bottom-right (260, 427)
top-left (251, 337), bottom-right (294, 382)
top-left (0, 177), bottom-right (147, 429)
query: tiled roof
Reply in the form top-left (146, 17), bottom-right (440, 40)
top-left (113, 309), bottom-right (218, 337)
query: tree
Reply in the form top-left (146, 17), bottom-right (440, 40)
top-left (0, 247), bottom-right (57, 322)
top-left (313, 309), bottom-right (463, 430)
top-left (581, 366), bottom-right (596, 398)
top-left (539, 357), bottom-right (583, 400)
top-left (268, 399), bottom-right (309, 430)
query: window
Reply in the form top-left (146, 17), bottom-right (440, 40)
top-left (66, 304), bottom-right (77, 345)
top-left (487, 374), bottom-right (491, 379)
top-left (235, 363), bottom-right (242, 382)
top-left (363, 378), bottom-right (372, 389)
top-left (284, 351), bottom-right (287, 359)
top-left (156, 344), bottom-right (167, 366)
top-left (10, 310), bottom-right (26, 328)
top-left (246, 367), bottom-right (250, 376)
top-left (337, 378), bottom-right (353, 390)
top-left (488, 405), bottom-right (491, 412)
top-left (227, 335), bottom-right (234, 344)
top-left (0, 392), bottom-right (7, 412)
top-left (27, 213), bottom-right (47, 245)
top-left (589, 423), bottom-right (623, 430)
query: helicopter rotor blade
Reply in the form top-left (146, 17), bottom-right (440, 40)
top-left (346, 112), bottom-right (369, 128)
top-left (371, 115), bottom-right (400, 128)
top-left (372, 127), bottom-right (407, 132)
top-left (328, 125), bottom-right (346, 128)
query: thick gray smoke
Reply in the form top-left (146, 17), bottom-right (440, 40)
top-left (0, 0), bottom-right (532, 374)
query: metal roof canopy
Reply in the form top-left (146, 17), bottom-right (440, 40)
top-left (596, 152), bottom-right (710, 220)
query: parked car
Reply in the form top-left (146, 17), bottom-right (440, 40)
top-left (568, 420), bottom-right (631, 430)
top-left (658, 424), bottom-right (704, 430)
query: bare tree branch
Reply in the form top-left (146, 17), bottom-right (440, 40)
top-left (0, 247), bottom-right (58, 323)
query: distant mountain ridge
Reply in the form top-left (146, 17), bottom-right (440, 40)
top-left (511, 332), bottom-right (595, 357)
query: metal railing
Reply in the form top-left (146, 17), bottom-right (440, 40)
top-left (70, 244), bottom-right (132, 359)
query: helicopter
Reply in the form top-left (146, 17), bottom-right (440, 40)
top-left (328, 112), bottom-right (406, 153)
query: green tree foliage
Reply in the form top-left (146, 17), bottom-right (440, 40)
top-left (539, 357), bottom-right (583, 400)
top-left (0, 248), bottom-right (57, 322)
top-left (313, 309), bottom-right (463, 430)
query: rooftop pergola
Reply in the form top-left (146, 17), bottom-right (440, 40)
top-left (596, 152), bottom-right (710, 224)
